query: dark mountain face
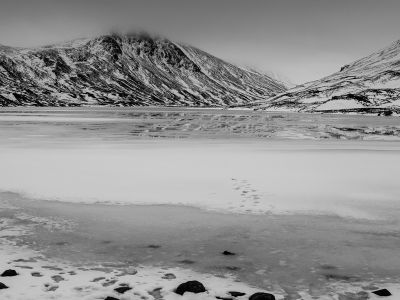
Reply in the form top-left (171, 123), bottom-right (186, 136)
top-left (257, 40), bottom-right (400, 116)
top-left (0, 34), bottom-right (286, 107)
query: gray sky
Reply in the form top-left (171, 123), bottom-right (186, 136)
top-left (1, 0), bottom-right (400, 83)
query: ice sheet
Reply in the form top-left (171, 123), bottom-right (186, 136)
top-left (0, 141), bottom-right (400, 220)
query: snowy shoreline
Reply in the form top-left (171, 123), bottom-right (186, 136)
top-left (1, 195), bottom-right (399, 300)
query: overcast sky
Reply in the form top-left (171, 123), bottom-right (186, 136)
top-left (1, 0), bottom-right (400, 83)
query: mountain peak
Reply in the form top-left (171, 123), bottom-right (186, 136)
top-left (0, 34), bottom-right (286, 107)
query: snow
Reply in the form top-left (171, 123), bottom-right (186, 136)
top-left (257, 38), bottom-right (400, 113)
top-left (0, 140), bottom-right (400, 220)
top-left (299, 96), bottom-right (327, 104)
top-left (316, 99), bottom-right (364, 111)
top-left (0, 239), bottom-right (271, 300)
top-left (369, 78), bottom-right (400, 89)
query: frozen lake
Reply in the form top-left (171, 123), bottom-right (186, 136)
top-left (0, 107), bottom-right (400, 299)
top-left (1, 107), bottom-right (400, 218)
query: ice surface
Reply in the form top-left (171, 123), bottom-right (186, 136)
top-left (0, 108), bottom-right (400, 220)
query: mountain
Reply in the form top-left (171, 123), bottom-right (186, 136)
top-left (256, 39), bottom-right (400, 115)
top-left (0, 33), bottom-right (286, 107)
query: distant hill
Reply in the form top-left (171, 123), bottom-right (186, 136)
top-left (256, 39), bottom-right (400, 115)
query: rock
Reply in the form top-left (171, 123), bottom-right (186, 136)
top-left (0, 282), bottom-right (8, 289)
top-left (162, 273), bottom-right (176, 280)
top-left (229, 291), bottom-right (246, 297)
top-left (222, 251), bottom-right (236, 256)
top-left (175, 280), bottom-right (207, 295)
top-left (225, 266), bottom-right (240, 271)
top-left (105, 297), bottom-right (120, 300)
top-left (372, 289), bottom-right (392, 297)
top-left (114, 286), bottom-right (132, 294)
top-left (31, 272), bottom-right (43, 277)
top-left (1, 269), bottom-right (18, 277)
top-left (216, 297), bottom-right (233, 300)
top-left (51, 275), bottom-right (65, 283)
top-left (249, 292), bottom-right (276, 300)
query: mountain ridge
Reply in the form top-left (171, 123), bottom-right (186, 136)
top-left (256, 39), bottom-right (400, 115)
top-left (0, 33), bottom-right (287, 107)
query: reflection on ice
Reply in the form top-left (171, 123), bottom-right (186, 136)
top-left (1, 107), bottom-right (400, 142)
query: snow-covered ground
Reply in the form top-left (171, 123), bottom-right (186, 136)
top-left (1, 141), bottom-right (400, 220)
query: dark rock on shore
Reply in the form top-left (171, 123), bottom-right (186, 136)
top-left (225, 266), bottom-right (241, 271)
top-left (175, 280), bottom-right (207, 295)
top-left (0, 282), bottom-right (8, 289)
top-left (249, 292), bottom-right (276, 300)
top-left (162, 273), bottom-right (176, 280)
top-left (372, 289), bottom-right (392, 296)
top-left (104, 297), bottom-right (120, 300)
top-left (114, 286), bottom-right (132, 294)
top-left (229, 291), bottom-right (246, 297)
top-left (1, 269), bottom-right (18, 277)
top-left (222, 251), bottom-right (236, 256)
top-left (51, 275), bottom-right (65, 283)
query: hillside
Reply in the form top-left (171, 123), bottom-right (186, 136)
top-left (257, 39), bottom-right (400, 115)
top-left (0, 33), bottom-right (286, 107)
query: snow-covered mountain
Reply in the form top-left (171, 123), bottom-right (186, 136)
top-left (257, 39), bottom-right (400, 115)
top-left (0, 33), bottom-right (286, 107)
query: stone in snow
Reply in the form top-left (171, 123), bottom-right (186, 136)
top-left (162, 273), bottom-right (176, 279)
top-left (1, 269), bottom-right (18, 277)
top-left (216, 296), bottom-right (233, 300)
top-left (249, 292), bottom-right (276, 300)
top-left (114, 286), bottom-right (132, 294)
top-left (372, 289), bottom-right (392, 297)
top-left (229, 291), bottom-right (246, 297)
top-left (175, 280), bottom-right (207, 295)
top-left (104, 297), bottom-right (120, 300)
top-left (0, 282), bottom-right (9, 289)
top-left (222, 250), bottom-right (236, 256)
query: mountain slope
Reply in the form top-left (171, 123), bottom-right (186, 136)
top-left (257, 39), bottom-right (400, 115)
top-left (0, 33), bottom-right (286, 107)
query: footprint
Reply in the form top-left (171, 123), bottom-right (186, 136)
top-left (231, 178), bottom-right (264, 212)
